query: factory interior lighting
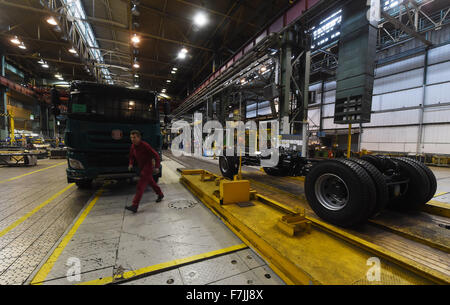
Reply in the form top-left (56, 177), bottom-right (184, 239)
top-left (193, 12), bottom-right (208, 27)
top-left (68, 48), bottom-right (77, 54)
top-left (46, 16), bottom-right (58, 26)
top-left (131, 34), bottom-right (140, 44)
top-left (177, 48), bottom-right (188, 59)
top-left (133, 58), bottom-right (140, 69)
top-left (10, 36), bottom-right (20, 45)
top-left (166, 80), bottom-right (171, 83)
top-left (18, 43), bottom-right (26, 50)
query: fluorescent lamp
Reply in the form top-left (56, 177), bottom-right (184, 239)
top-left (47, 16), bottom-right (58, 26)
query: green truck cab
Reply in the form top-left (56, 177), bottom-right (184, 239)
top-left (65, 82), bottom-right (162, 188)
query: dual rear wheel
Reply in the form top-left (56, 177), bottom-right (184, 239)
top-left (305, 157), bottom-right (436, 227)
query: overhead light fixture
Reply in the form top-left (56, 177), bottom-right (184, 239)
top-left (171, 70), bottom-right (176, 74)
top-left (172, 67), bottom-right (178, 71)
top-left (162, 89), bottom-right (167, 93)
top-left (134, 74), bottom-right (139, 78)
top-left (18, 42), bottom-right (26, 50)
top-left (166, 80), bottom-right (171, 83)
top-left (10, 36), bottom-right (21, 45)
top-left (46, 16), bottom-right (58, 26)
top-left (131, 34), bottom-right (140, 44)
top-left (131, 4), bottom-right (140, 16)
top-left (134, 84), bottom-right (139, 88)
top-left (38, 59), bottom-right (45, 65)
top-left (42, 64), bottom-right (49, 69)
top-left (177, 48), bottom-right (188, 60)
top-left (133, 58), bottom-right (140, 69)
top-left (193, 12), bottom-right (208, 27)
top-left (260, 66), bottom-right (267, 73)
top-left (69, 48), bottom-right (77, 54)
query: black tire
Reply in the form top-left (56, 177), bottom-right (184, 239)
top-left (361, 155), bottom-right (383, 171)
top-left (396, 157), bottom-right (437, 202)
top-left (75, 180), bottom-right (92, 189)
top-left (347, 158), bottom-right (389, 216)
top-left (389, 157), bottom-right (430, 210)
top-left (263, 167), bottom-right (284, 176)
top-left (219, 156), bottom-right (238, 180)
top-left (305, 160), bottom-right (377, 227)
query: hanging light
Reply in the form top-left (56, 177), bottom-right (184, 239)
top-left (46, 16), bottom-right (58, 26)
top-left (172, 67), bottom-right (178, 71)
top-left (18, 42), bottom-right (26, 50)
top-left (131, 4), bottom-right (140, 16)
top-left (131, 34), bottom-right (140, 45)
top-left (193, 12), bottom-right (208, 27)
top-left (10, 36), bottom-right (21, 45)
top-left (166, 80), bottom-right (171, 83)
top-left (177, 48), bottom-right (188, 59)
top-left (133, 58), bottom-right (140, 69)
top-left (68, 48), bottom-right (77, 54)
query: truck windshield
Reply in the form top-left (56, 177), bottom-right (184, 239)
top-left (69, 92), bottom-right (158, 123)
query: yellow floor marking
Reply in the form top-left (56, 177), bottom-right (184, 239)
top-left (0, 183), bottom-right (75, 239)
top-left (434, 192), bottom-right (449, 198)
top-left (31, 188), bottom-right (104, 285)
top-left (78, 243), bottom-right (248, 285)
top-left (0, 161), bottom-right (66, 184)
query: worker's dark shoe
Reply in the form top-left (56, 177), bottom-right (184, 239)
top-left (125, 205), bottom-right (138, 213)
top-left (156, 195), bottom-right (164, 203)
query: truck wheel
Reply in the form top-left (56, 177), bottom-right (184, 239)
top-left (361, 155), bottom-right (383, 171)
top-left (219, 156), bottom-right (238, 180)
top-left (389, 157), bottom-right (430, 210)
top-left (347, 158), bottom-right (389, 216)
top-left (305, 160), bottom-right (377, 227)
top-left (76, 180), bottom-right (92, 189)
top-left (394, 157), bottom-right (436, 203)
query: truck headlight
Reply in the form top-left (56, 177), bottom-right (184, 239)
top-left (69, 158), bottom-right (85, 170)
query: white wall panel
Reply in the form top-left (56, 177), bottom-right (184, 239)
top-left (324, 90), bottom-right (336, 104)
top-left (323, 104), bottom-right (335, 117)
top-left (428, 44), bottom-right (450, 65)
top-left (425, 82), bottom-right (450, 105)
top-left (360, 126), bottom-right (419, 153)
top-left (423, 125), bottom-right (450, 143)
top-left (374, 68), bottom-right (423, 95)
top-left (423, 105), bottom-right (450, 124)
top-left (364, 109), bottom-right (420, 127)
top-left (372, 87), bottom-right (423, 111)
top-left (322, 118), bottom-right (341, 130)
top-left (308, 108), bottom-right (321, 130)
top-left (375, 55), bottom-right (424, 78)
top-left (324, 81), bottom-right (336, 91)
top-left (427, 61), bottom-right (450, 85)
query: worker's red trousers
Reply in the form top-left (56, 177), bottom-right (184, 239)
top-left (132, 165), bottom-right (163, 207)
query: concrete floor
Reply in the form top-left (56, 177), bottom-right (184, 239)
top-left (0, 157), bottom-right (283, 285)
top-left (1, 154), bottom-right (448, 285)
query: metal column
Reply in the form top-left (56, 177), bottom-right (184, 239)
top-left (0, 54), bottom-right (7, 140)
top-left (417, 47), bottom-right (429, 155)
top-left (279, 31), bottom-right (293, 135)
top-left (301, 51), bottom-right (311, 158)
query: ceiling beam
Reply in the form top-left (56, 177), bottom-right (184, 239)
top-left (381, 11), bottom-right (432, 46)
top-left (0, 0), bottom-right (213, 52)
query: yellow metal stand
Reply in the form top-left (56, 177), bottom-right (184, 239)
top-left (347, 123), bottom-right (352, 158)
top-left (180, 169), bottom-right (449, 285)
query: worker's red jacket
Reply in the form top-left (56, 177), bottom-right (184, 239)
top-left (129, 141), bottom-right (160, 170)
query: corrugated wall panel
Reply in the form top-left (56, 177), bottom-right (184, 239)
top-left (372, 87), bottom-right (423, 111)
top-left (363, 109), bottom-right (420, 127)
top-left (360, 126), bottom-right (419, 153)
top-left (422, 125), bottom-right (450, 154)
top-left (423, 105), bottom-right (450, 124)
top-left (308, 108), bottom-right (321, 130)
top-left (373, 68), bottom-right (423, 95)
top-left (427, 61), bottom-right (450, 85)
top-left (375, 55), bottom-right (424, 78)
top-left (425, 82), bottom-right (450, 105)
top-left (428, 44), bottom-right (450, 65)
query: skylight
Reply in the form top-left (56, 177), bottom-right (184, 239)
top-left (61, 0), bottom-right (113, 84)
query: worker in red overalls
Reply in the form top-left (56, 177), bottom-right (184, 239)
top-left (126, 130), bottom-right (164, 213)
